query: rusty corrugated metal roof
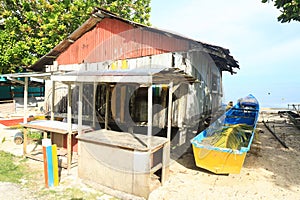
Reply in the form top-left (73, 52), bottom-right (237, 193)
top-left (29, 7), bottom-right (239, 73)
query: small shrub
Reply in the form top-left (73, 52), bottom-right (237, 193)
top-left (27, 131), bottom-right (43, 141)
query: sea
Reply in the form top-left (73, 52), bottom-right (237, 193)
top-left (224, 93), bottom-right (300, 109)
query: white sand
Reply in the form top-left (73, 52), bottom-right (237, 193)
top-left (1, 111), bottom-right (299, 199)
top-left (149, 111), bottom-right (300, 199)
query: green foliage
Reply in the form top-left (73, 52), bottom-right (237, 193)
top-left (27, 131), bottom-right (43, 141)
top-left (0, 0), bottom-right (151, 74)
top-left (0, 151), bottom-right (25, 183)
top-left (262, 0), bottom-right (300, 23)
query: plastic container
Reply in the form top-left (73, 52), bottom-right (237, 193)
top-left (14, 132), bottom-right (23, 145)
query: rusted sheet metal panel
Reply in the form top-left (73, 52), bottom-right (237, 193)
top-left (57, 18), bottom-right (189, 66)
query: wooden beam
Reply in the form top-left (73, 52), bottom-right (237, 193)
top-left (147, 85), bottom-right (153, 139)
top-left (92, 83), bottom-right (97, 128)
top-left (23, 77), bottom-right (28, 124)
top-left (105, 84), bottom-right (109, 130)
top-left (67, 84), bottom-right (72, 174)
top-left (111, 86), bottom-right (116, 121)
top-left (43, 131), bottom-right (47, 139)
top-left (120, 86), bottom-right (126, 123)
top-left (161, 141), bottom-right (170, 185)
top-left (167, 82), bottom-right (173, 140)
top-left (78, 83), bottom-right (83, 157)
top-left (8, 77), bottom-right (24, 85)
top-left (78, 83), bottom-right (83, 134)
top-left (52, 74), bottom-right (152, 84)
top-left (51, 81), bottom-right (55, 121)
top-left (23, 128), bottom-right (27, 157)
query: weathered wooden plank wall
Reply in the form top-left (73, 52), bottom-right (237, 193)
top-left (45, 50), bottom-right (223, 130)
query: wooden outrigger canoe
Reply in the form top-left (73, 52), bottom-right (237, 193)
top-left (191, 94), bottom-right (260, 174)
top-left (286, 111), bottom-right (300, 129)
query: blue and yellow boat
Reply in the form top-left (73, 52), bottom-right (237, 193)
top-left (191, 94), bottom-right (260, 174)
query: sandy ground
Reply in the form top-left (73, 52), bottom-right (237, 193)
top-left (1, 110), bottom-right (300, 200)
top-left (149, 109), bottom-right (300, 200)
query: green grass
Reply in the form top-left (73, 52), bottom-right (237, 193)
top-left (54, 187), bottom-right (105, 200)
top-left (0, 150), bottom-right (119, 199)
top-left (0, 151), bottom-right (26, 183)
top-left (33, 186), bottom-right (116, 200)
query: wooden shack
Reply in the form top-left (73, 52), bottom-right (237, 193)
top-left (30, 7), bottom-right (239, 146)
top-left (28, 7), bottom-right (239, 198)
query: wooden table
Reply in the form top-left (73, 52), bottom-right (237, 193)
top-left (22, 120), bottom-right (93, 172)
top-left (77, 129), bottom-right (170, 198)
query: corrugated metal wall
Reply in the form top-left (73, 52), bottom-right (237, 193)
top-left (56, 18), bottom-right (190, 66)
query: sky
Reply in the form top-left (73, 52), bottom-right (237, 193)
top-left (150, 0), bottom-right (300, 108)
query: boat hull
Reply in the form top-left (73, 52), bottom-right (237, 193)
top-left (191, 94), bottom-right (259, 174)
top-left (192, 145), bottom-right (247, 174)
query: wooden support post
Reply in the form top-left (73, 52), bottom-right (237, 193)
top-left (161, 141), bottom-right (170, 185)
top-left (43, 131), bottom-right (47, 139)
top-left (120, 86), bottom-right (126, 123)
top-left (67, 84), bottom-right (72, 174)
top-left (167, 82), bottom-right (173, 140)
top-left (163, 82), bottom-right (172, 184)
top-left (160, 85), bottom-right (167, 128)
top-left (78, 83), bottom-right (83, 157)
top-left (148, 85), bottom-right (153, 139)
top-left (78, 83), bottom-right (83, 135)
top-left (111, 86), bottom-right (117, 121)
top-left (51, 81), bottom-right (55, 121)
top-left (23, 77), bottom-right (28, 124)
top-left (23, 128), bottom-right (27, 157)
top-left (93, 83), bottom-right (96, 128)
top-left (105, 84), bottom-right (109, 130)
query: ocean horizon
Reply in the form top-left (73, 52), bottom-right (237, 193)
top-left (224, 94), bottom-right (300, 110)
